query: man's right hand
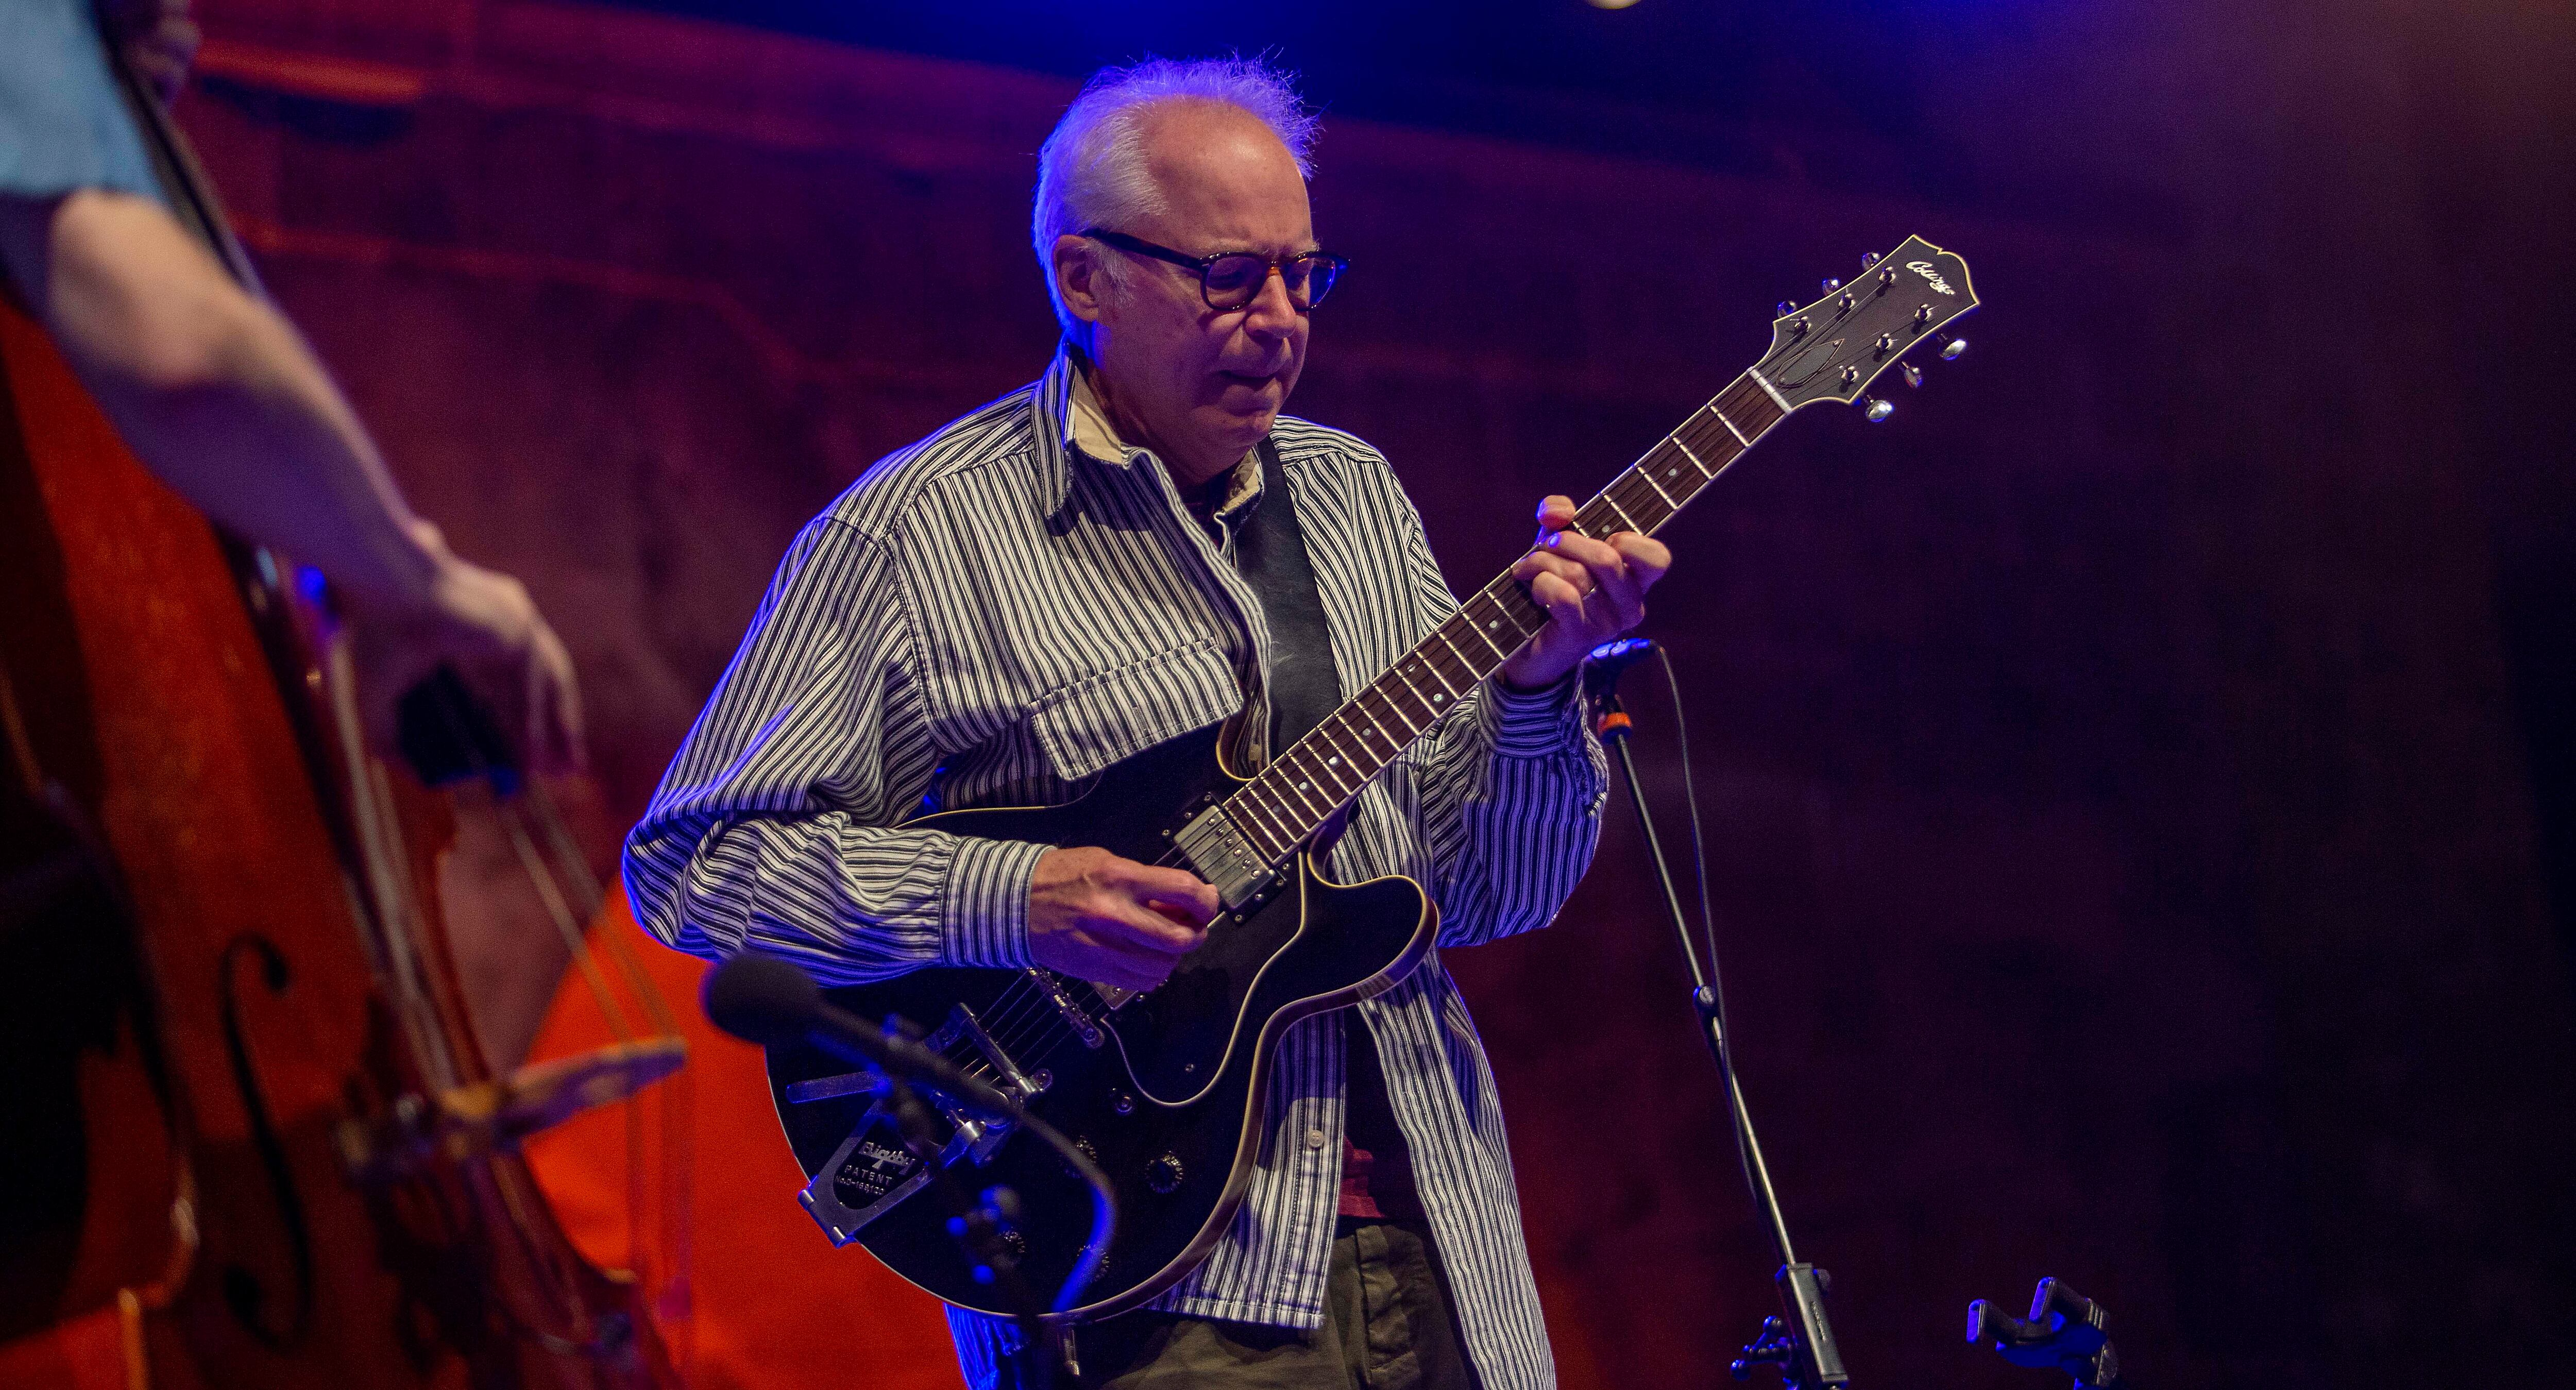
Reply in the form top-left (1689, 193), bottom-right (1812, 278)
top-left (1028, 846), bottom-right (1221, 991)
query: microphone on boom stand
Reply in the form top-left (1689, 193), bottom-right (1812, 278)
top-left (702, 954), bottom-right (1115, 1389)
top-left (1583, 637), bottom-right (1850, 1390)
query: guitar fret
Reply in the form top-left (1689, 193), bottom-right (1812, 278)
top-left (1352, 687), bottom-right (1408, 751)
top-left (1313, 720), bottom-right (1372, 788)
top-left (1302, 736), bottom-right (1362, 797)
top-left (1711, 409), bottom-right (1752, 449)
top-left (1637, 465), bottom-right (1679, 511)
top-left (1463, 603), bottom-right (1512, 660)
top-left (1269, 764), bottom-right (1331, 822)
top-left (1384, 669), bottom-right (1442, 724)
top-left (1234, 786), bottom-right (1297, 854)
top-left (1408, 655), bottom-right (1461, 702)
top-left (1673, 435), bottom-right (1716, 477)
top-left (1432, 626), bottom-right (1481, 681)
top-left (1631, 472), bottom-right (1674, 524)
top-left (1600, 491), bottom-right (1642, 535)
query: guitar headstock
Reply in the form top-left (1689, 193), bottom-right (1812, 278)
top-left (1759, 235), bottom-right (1977, 417)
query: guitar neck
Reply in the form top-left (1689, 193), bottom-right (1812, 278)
top-left (1212, 369), bottom-right (1790, 865)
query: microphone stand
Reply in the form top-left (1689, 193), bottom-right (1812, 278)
top-left (1588, 653), bottom-right (1849, 1389)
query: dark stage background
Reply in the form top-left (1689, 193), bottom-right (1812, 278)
top-left (168, 1), bottom-right (2574, 1385)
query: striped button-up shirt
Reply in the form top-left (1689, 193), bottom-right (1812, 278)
top-left (623, 349), bottom-right (1607, 1390)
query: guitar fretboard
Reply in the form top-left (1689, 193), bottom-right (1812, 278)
top-left (1217, 370), bottom-right (1789, 863)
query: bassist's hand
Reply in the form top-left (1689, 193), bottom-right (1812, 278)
top-left (1028, 847), bottom-right (1220, 991)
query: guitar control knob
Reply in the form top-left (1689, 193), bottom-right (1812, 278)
top-left (1145, 1152), bottom-right (1186, 1195)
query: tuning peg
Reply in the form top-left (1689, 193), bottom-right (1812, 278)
top-left (1861, 251), bottom-right (1880, 268)
top-left (1821, 277), bottom-right (1842, 294)
top-left (1776, 301), bottom-right (1797, 318)
top-left (1900, 361), bottom-right (1923, 388)
top-left (1939, 337), bottom-right (1968, 361)
top-left (1863, 396), bottom-right (1894, 422)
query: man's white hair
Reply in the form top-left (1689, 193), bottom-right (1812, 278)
top-left (1032, 56), bottom-right (1320, 343)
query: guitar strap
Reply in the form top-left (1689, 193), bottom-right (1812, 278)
top-left (1231, 439), bottom-right (1429, 1225)
top-left (1234, 436), bottom-right (1342, 761)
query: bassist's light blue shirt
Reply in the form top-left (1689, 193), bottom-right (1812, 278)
top-left (624, 348), bottom-right (1608, 1390)
top-left (0, 0), bottom-right (166, 207)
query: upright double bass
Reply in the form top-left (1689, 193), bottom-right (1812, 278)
top-left (0, 25), bottom-right (685, 1390)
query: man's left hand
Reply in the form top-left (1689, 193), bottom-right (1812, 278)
top-left (1496, 494), bottom-right (1673, 692)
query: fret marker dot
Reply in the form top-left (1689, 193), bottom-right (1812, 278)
top-left (1298, 782), bottom-right (1311, 792)
top-left (1433, 693), bottom-right (1446, 703)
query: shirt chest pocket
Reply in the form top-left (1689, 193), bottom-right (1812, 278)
top-left (1027, 638), bottom-right (1243, 784)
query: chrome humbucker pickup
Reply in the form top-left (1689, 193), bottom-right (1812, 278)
top-left (1172, 803), bottom-right (1268, 907)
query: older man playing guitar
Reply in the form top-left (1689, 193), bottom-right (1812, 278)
top-left (628, 57), bottom-right (1670, 1390)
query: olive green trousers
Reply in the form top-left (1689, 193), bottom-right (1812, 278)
top-left (1071, 1219), bottom-right (1480, 1390)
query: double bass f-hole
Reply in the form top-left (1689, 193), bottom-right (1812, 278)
top-left (216, 933), bottom-right (318, 1350)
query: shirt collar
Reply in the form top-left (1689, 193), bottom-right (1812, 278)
top-left (1038, 344), bottom-right (1262, 515)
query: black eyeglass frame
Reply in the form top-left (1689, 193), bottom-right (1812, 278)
top-left (1079, 228), bottom-right (1350, 313)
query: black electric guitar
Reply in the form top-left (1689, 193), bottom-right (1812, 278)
top-left (761, 235), bottom-right (1979, 1320)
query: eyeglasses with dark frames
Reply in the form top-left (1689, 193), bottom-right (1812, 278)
top-left (1080, 228), bottom-right (1350, 313)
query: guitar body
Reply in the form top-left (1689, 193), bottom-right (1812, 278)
top-left (761, 724), bottom-right (1435, 1319)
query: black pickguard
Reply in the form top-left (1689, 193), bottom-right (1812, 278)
top-left (760, 724), bottom-right (1436, 1320)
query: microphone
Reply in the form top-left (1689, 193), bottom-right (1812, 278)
top-left (702, 953), bottom-right (1018, 1117)
top-left (704, 953), bottom-right (1123, 1323)
top-left (1583, 636), bottom-right (1658, 701)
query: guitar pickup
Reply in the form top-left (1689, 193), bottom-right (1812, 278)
top-left (1172, 804), bottom-right (1268, 907)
